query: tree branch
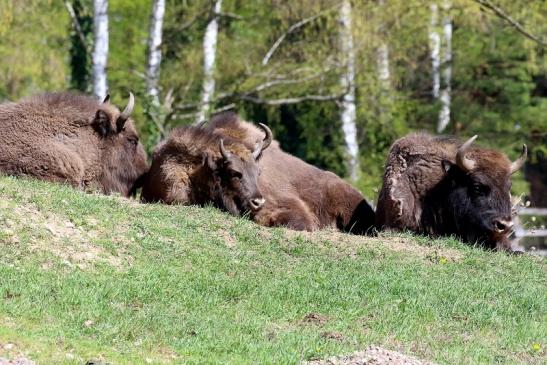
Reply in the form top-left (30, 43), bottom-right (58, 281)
top-left (262, 3), bottom-right (342, 66)
top-left (217, 11), bottom-right (244, 21)
top-left (474, 0), bottom-right (546, 47)
top-left (64, 1), bottom-right (91, 54)
top-left (238, 93), bottom-right (343, 105)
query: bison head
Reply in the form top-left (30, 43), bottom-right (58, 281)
top-left (92, 93), bottom-right (149, 197)
top-left (204, 123), bottom-right (272, 216)
top-left (439, 135), bottom-right (526, 251)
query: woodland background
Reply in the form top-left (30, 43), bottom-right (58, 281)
top-left (0, 0), bottom-right (545, 202)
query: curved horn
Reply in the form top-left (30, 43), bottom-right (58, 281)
top-left (251, 141), bottom-right (263, 160)
top-left (258, 123), bottom-right (272, 151)
top-left (456, 135), bottom-right (478, 172)
top-left (252, 123), bottom-right (273, 159)
top-left (102, 94), bottom-right (111, 104)
top-left (219, 139), bottom-right (232, 160)
top-left (510, 144), bottom-right (527, 175)
top-left (119, 92), bottom-right (135, 122)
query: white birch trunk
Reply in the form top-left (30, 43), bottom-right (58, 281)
top-left (146, 0), bottom-right (166, 100)
top-left (437, 1), bottom-right (452, 133)
top-left (92, 0), bottom-right (108, 99)
top-left (376, 0), bottom-right (391, 93)
top-left (196, 0), bottom-right (222, 124)
top-left (339, 0), bottom-right (359, 181)
top-left (429, 3), bottom-right (441, 99)
top-left (376, 44), bottom-right (391, 92)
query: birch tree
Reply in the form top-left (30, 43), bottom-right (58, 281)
top-left (146, 0), bottom-right (166, 101)
top-left (429, 3), bottom-right (441, 99)
top-left (338, 0), bottom-right (359, 181)
top-left (92, 0), bottom-right (108, 99)
top-left (437, 1), bottom-right (452, 133)
top-left (376, 0), bottom-right (391, 94)
top-left (195, 0), bottom-right (222, 124)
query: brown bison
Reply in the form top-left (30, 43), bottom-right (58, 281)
top-left (0, 92), bottom-right (148, 197)
top-left (205, 113), bottom-right (376, 234)
top-left (141, 121), bottom-right (272, 216)
top-left (375, 133), bottom-right (527, 251)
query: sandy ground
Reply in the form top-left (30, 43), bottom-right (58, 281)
top-left (0, 358), bottom-right (36, 365)
top-left (304, 345), bottom-right (437, 365)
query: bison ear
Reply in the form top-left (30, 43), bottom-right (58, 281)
top-left (93, 110), bottom-right (113, 137)
top-left (441, 160), bottom-right (453, 174)
top-left (202, 152), bottom-right (217, 171)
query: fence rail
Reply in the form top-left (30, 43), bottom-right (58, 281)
top-left (515, 207), bottom-right (547, 239)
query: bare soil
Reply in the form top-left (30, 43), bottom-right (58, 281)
top-left (304, 345), bottom-right (438, 365)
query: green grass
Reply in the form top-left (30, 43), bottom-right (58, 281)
top-left (0, 176), bottom-right (545, 365)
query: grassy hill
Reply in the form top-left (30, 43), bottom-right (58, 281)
top-left (0, 176), bottom-right (545, 365)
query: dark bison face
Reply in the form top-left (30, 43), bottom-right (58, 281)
top-left (93, 93), bottom-right (149, 197)
top-left (440, 136), bottom-right (527, 251)
top-left (205, 124), bottom-right (273, 216)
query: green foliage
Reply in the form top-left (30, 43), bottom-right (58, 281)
top-left (0, 0), bottom-right (68, 99)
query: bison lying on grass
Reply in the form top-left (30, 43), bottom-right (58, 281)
top-left (0, 92), bottom-right (148, 197)
top-left (375, 133), bottom-right (526, 251)
top-left (141, 120), bottom-right (272, 216)
top-left (206, 113), bottom-right (376, 234)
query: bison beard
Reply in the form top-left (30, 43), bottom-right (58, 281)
top-left (0, 92), bottom-right (148, 197)
top-left (204, 112), bottom-right (376, 234)
top-left (376, 133), bottom-right (526, 251)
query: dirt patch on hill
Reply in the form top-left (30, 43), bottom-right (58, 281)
top-left (0, 198), bottom-right (132, 270)
top-left (0, 357), bottom-right (36, 365)
top-left (282, 229), bottom-right (463, 262)
top-left (304, 345), bottom-right (437, 365)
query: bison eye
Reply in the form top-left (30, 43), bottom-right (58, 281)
top-left (472, 183), bottom-right (489, 196)
top-left (230, 171), bottom-right (242, 179)
top-left (127, 137), bottom-right (138, 146)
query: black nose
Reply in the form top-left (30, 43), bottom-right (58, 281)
top-left (492, 218), bottom-right (513, 233)
top-left (249, 197), bottom-right (265, 210)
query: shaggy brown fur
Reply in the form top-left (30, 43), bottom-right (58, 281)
top-left (0, 92), bottom-right (148, 196)
top-left (141, 124), bottom-right (266, 216)
top-left (206, 113), bottom-right (376, 234)
top-left (376, 133), bottom-right (519, 250)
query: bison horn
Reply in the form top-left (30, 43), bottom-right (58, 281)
top-left (102, 94), bottom-right (111, 103)
top-left (116, 92), bottom-right (135, 132)
top-left (509, 144), bottom-right (527, 175)
top-left (219, 139), bottom-right (232, 160)
top-left (251, 123), bottom-right (273, 159)
top-left (119, 92), bottom-right (135, 122)
top-left (456, 135), bottom-right (477, 172)
top-left (259, 123), bottom-right (273, 151)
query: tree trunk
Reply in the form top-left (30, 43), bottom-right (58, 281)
top-left (338, 0), bottom-right (359, 181)
top-left (376, 44), bottom-right (391, 93)
top-left (437, 1), bottom-right (452, 133)
top-left (196, 0), bottom-right (222, 124)
top-left (376, 0), bottom-right (391, 94)
top-left (92, 0), bottom-right (108, 99)
top-left (146, 0), bottom-right (166, 101)
top-left (429, 3), bottom-right (441, 99)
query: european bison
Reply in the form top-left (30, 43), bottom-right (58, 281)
top-left (141, 121), bottom-right (272, 216)
top-left (375, 133), bottom-right (527, 251)
top-left (0, 92), bottom-right (148, 197)
top-left (206, 113), bottom-right (376, 234)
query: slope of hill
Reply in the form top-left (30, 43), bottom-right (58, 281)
top-left (0, 177), bottom-right (545, 364)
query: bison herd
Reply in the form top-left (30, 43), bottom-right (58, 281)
top-left (0, 92), bottom-right (528, 252)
